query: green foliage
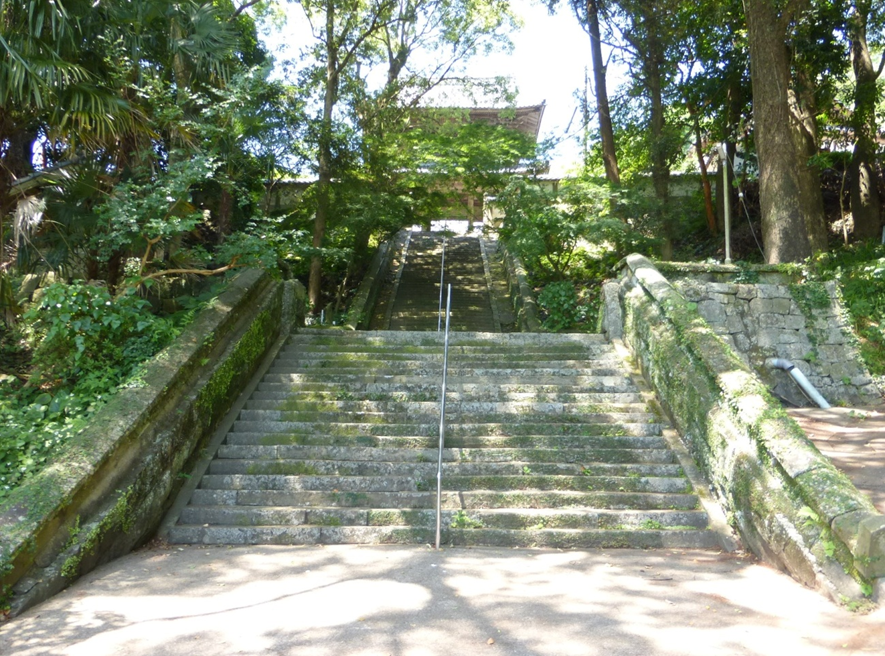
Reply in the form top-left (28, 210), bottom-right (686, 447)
top-left (812, 242), bottom-right (885, 375)
top-left (498, 175), bottom-right (630, 281)
top-left (93, 154), bottom-right (216, 270)
top-left (538, 281), bottom-right (586, 332)
top-left (0, 278), bottom-right (215, 501)
top-left (24, 283), bottom-right (174, 390)
top-left (498, 173), bottom-right (654, 332)
top-left (216, 216), bottom-right (310, 272)
top-left (2, 0), bottom-right (281, 288)
top-left (450, 509), bottom-right (484, 529)
top-left (0, 375), bottom-right (90, 502)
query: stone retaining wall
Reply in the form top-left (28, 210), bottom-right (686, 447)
top-left (345, 233), bottom-right (400, 330)
top-left (0, 270), bottom-right (297, 618)
top-left (497, 242), bottom-right (541, 332)
top-left (603, 255), bottom-right (885, 603)
top-left (661, 269), bottom-right (880, 407)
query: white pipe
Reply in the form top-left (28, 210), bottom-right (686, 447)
top-left (765, 358), bottom-right (830, 409)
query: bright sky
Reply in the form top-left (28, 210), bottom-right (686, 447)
top-left (258, 0), bottom-right (594, 176)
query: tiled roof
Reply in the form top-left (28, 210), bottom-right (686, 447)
top-left (411, 103), bottom-right (546, 141)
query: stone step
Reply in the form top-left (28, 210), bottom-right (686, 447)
top-left (260, 373), bottom-right (638, 391)
top-left (231, 419), bottom-right (662, 445)
top-left (288, 330), bottom-right (609, 346)
top-left (275, 351), bottom-right (623, 366)
top-left (223, 432), bottom-right (668, 451)
top-left (266, 369), bottom-right (628, 383)
top-left (281, 342), bottom-right (611, 356)
top-left (216, 444), bottom-right (679, 465)
top-left (167, 524), bottom-right (719, 549)
top-left (198, 473), bottom-right (691, 494)
top-left (250, 390), bottom-right (647, 405)
top-left (187, 488), bottom-right (699, 511)
top-left (178, 506), bottom-right (708, 531)
top-left (235, 408), bottom-right (657, 423)
top-left (207, 458), bottom-right (684, 478)
top-left (268, 362), bottom-right (626, 376)
top-left (244, 399), bottom-right (651, 415)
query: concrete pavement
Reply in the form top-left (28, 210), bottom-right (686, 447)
top-left (2, 543), bottom-right (883, 655)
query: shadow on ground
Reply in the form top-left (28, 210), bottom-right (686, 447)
top-left (2, 544), bottom-right (883, 656)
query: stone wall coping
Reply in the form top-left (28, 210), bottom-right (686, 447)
top-left (346, 232), bottom-right (403, 330)
top-left (0, 269), bottom-right (283, 615)
top-left (499, 243), bottom-right (541, 332)
top-left (619, 254), bottom-right (885, 592)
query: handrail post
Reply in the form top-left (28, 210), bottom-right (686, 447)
top-left (435, 283), bottom-right (452, 550)
top-left (437, 233), bottom-right (447, 332)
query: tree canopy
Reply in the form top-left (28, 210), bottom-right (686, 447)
top-left (552, 0), bottom-right (885, 263)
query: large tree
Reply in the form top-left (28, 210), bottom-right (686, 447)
top-left (744, 0), bottom-right (828, 263)
top-left (299, 0), bottom-right (398, 311)
top-left (846, 0), bottom-right (885, 240)
top-left (1, 0), bottom-right (281, 286)
top-left (563, 0), bottom-right (621, 185)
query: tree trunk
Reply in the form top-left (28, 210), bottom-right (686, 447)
top-left (308, 0), bottom-right (339, 311)
top-left (789, 73), bottom-right (828, 254)
top-left (586, 0), bottom-right (620, 185)
top-left (0, 126), bottom-right (35, 221)
top-left (217, 186), bottom-right (233, 240)
top-left (641, 8), bottom-right (672, 258)
top-left (690, 108), bottom-right (717, 235)
top-left (745, 0), bottom-right (822, 263)
top-left (848, 0), bottom-right (882, 240)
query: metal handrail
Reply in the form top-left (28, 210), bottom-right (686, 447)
top-left (435, 283), bottom-right (452, 550)
top-left (437, 232), bottom-right (447, 332)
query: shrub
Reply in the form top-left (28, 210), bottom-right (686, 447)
top-left (538, 281), bottom-right (586, 332)
top-left (813, 242), bottom-right (885, 375)
top-left (24, 282), bottom-right (175, 391)
top-left (0, 282), bottom-right (186, 499)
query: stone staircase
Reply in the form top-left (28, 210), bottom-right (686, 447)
top-left (373, 232), bottom-right (499, 332)
top-left (167, 329), bottom-right (720, 549)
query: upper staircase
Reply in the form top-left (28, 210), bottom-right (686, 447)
top-left (167, 329), bottom-right (719, 549)
top-left (371, 232), bottom-right (499, 332)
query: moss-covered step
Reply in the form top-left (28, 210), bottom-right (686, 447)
top-left (167, 328), bottom-right (720, 552)
top-left (223, 432), bottom-right (670, 451)
top-left (234, 409), bottom-right (657, 425)
top-left (249, 391), bottom-right (647, 405)
top-left (207, 458), bottom-right (684, 479)
top-left (228, 420), bottom-right (664, 439)
top-left (216, 444), bottom-right (679, 465)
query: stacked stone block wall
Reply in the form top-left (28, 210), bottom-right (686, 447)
top-left (668, 276), bottom-right (880, 407)
top-left (604, 255), bottom-right (885, 602)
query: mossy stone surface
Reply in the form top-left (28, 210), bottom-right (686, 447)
top-left (610, 254), bottom-right (884, 601)
top-left (1, 270), bottom-right (289, 618)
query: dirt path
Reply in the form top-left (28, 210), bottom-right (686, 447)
top-left (788, 407), bottom-right (885, 513)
